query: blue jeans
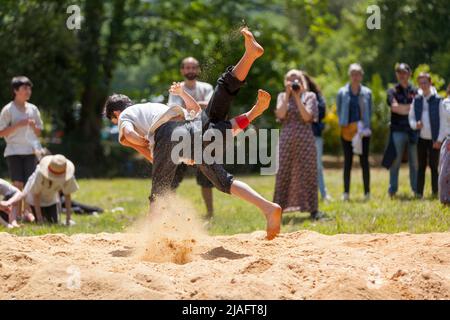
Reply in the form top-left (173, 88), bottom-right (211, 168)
top-left (315, 136), bottom-right (327, 198)
top-left (389, 131), bottom-right (418, 194)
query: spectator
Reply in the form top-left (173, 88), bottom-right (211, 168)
top-left (168, 57), bottom-right (215, 218)
top-left (382, 63), bottom-right (419, 197)
top-left (409, 73), bottom-right (443, 198)
top-left (303, 72), bottom-right (332, 202)
top-left (0, 179), bottom-right (23, 228)
top-left (336, 63), bottom-right (372, 201)
top-left (0, 76), bottom-right (43, 221)
top-left (438, 84), bottom-right (450, 204)
top-left (22, 154), bottom-right (79, 225)
top-left (274, 69), bottom-right (324, 220)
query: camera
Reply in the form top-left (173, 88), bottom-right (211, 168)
top-left (291, 79), bottom-right (301, 91)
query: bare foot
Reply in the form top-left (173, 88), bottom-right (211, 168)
top-left (241, 27), bottom-right (264, 59)
top-left (264, 203), bottom-right (281, 240)
top-left (253, 89), bottom-right (271, 117)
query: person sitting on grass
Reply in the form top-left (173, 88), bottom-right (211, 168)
top-left (104, 27), bottom-right (282, 240)
top-left (21, 154), bottom-right (79, 226)
top-left (0, 178), bottom-right (23, 229)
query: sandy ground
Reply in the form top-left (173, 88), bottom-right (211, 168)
top-left (1, 229), bottom-right (449, 300)
top-left (1, 195), bottom-right (449, 300)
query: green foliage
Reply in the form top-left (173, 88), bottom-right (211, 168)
top-left (322, 105), bottom-right (341, 155)
top-left (0, 0), bottom-right (79, 124)
top-left (412, 64), bottom-right (446, 94)
top-left (369, 73), bottom-right (389, 153)
top-left (1, 0), bottom-right (449, 173)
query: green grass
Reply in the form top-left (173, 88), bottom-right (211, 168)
top-left (1, 167), bottom-right (449, 236)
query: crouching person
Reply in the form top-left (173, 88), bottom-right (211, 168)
top-left (23, 154), bottom-right (79, 225)
top-left (0, 178), bottom-right (23, 228)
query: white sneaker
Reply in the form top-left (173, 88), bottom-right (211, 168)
top-left (364, 193), bottom-right (371, 201)
top-left (341, 193), bottom-right (350, 201)
top-left (323, 195), bottom-right (334, 203)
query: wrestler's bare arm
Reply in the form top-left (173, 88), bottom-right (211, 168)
top-left (120, 135), bottom-right (153, 163)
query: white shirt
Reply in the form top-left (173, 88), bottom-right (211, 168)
top-left (168, 81), bottom-right (213, 110)
top-left (23, 168), bottom-right (79, 207)
top-left (117, 103), bottom-right (188, 155)
top-left (438, 97), bottom-right (450, 142)
top-left (409, 93), bottom-right (433, 140)
top-left (0, 102), bottom-right (43, 157)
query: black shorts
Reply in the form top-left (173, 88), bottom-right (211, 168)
top-left (31, 204), bottom-right (58, 224)
top-left (171, 164), bottom-right (213, 189)
top-left (6, 154), bottom-right (37, 184)
top-left (149, 66), bottom-right (244, 202)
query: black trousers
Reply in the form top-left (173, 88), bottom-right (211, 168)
top-left (417, 138), bottom-right (439, 196)
top-left (150, 66), bottom-right (244, 202)
top-left (341, 136), bottom-right (371, 194)
top-left (31, 204), bottom-right (58, 224)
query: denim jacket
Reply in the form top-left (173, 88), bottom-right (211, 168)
top-left (336, 84), bottom-right (372, 128)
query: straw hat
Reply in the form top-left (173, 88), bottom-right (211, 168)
top-left (39, 154), bottom-right (75, 182)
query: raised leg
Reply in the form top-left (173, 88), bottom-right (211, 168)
top-left (204, 27), bottom-right (264, 124)
top-left (229, 89), bottom-right (271, 135)
top-left (232, 27), bottom-right (264, 82)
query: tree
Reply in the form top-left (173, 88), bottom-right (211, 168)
top-left (75, 0), bottom-right (129, 175)
top-left (0, 0), bottom-right (78, 129)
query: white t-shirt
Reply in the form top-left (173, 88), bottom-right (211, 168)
top-left (0, 101), bottom-right (43, 157)
top-left (23, 168), bottom-right (79, 207)
top-left (168, 81), bottom-right (213, 109)
top-left (0, 178), bottom-right (19, 199)
top-left (419, 95), bottom-right (432, 140)
top-left (117, 103), bottom-right (188, 154)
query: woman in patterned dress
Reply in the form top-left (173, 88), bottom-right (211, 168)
top-left (438, 84), bottom-right (450, 205)
top-left (274, 69), bottom-right (324, 220)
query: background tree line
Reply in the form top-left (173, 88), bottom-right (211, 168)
top-left (0, 0), bottom-right (448, 176)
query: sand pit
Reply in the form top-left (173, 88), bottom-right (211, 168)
top-left (0, 194), bottom-right (448, 300)
top-left (1, 229), bottom-right (449, 300)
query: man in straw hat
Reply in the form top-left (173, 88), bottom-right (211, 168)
top-left (104, 27), bottom-right (282, 240)
top-left (20, 154), bottom-right (79, 225)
